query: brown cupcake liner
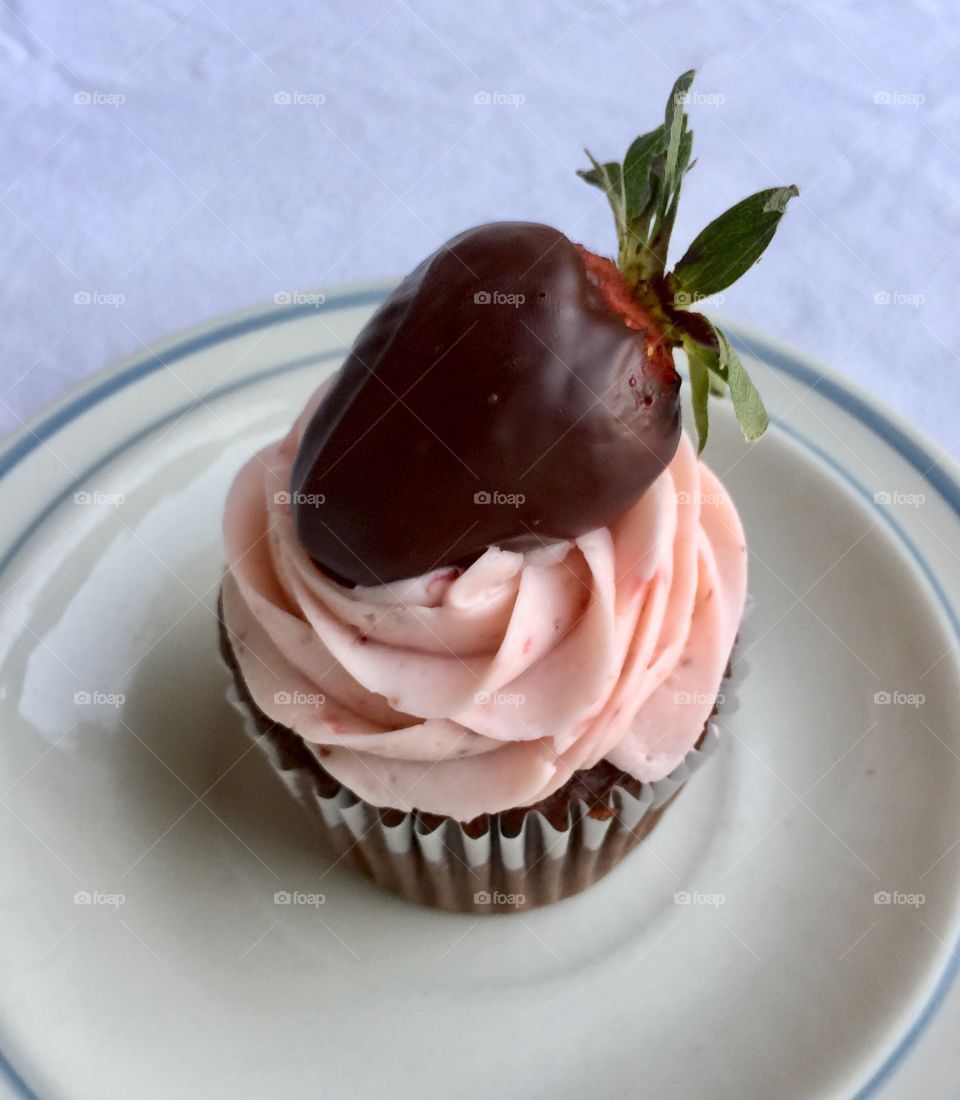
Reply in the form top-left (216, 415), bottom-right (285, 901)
top-left (223, 676), bottom-right (724, 914)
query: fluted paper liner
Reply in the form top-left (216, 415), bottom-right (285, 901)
top-left (224, 681), bottom-right (725, 914)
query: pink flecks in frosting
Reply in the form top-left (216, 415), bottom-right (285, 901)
top-left (221, 411), bottom-right (747, 820)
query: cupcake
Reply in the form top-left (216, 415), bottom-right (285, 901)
top-left (219, 70), bottom-right (797, 913)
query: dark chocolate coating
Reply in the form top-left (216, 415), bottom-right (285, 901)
top-left (291, 222), bottom-right (681, 586)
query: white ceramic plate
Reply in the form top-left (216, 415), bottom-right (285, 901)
top-left (2, 284), bottom-right (959, 1100)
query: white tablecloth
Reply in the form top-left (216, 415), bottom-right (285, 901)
top-left (1, 1), bottom-right (958, 1095)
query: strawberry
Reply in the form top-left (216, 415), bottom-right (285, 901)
top-left (291, 70), bottom-right (797, 586)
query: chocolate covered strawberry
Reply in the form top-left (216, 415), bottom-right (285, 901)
top-left (292, 70), bottom-right (797, 586)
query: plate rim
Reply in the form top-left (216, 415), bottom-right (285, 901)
top-left (1, 283), bottom-right (959, 1100)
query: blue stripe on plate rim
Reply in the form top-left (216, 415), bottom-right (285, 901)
top-left (0, 285), bottom-right (958, 1099)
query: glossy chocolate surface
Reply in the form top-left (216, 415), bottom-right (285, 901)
top-left (291, 222), bottom-right (681, 586)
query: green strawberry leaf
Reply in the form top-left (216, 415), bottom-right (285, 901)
top-left (649, 124), bottom-right (694, 270)
top-left (578, 151), bottom-right (626, 237)
top-left (708, 372), bottom-right (727, 397)
top-left (716, 326), bottom-right (768, 441)
top-left (623, 125), bottom-right (664, 221)
top-left (578, 154), bottom-right (621, 195)
top-left (675, 126), bottom-right (695, 183)
top-left (680, 319), bottom-right (768, 446)
top-left (661, 70), bottom-right (695, 212)
top-left (683, 332), bottom-right (713, 454)
top-left (670, 185), bottom-right (799, 298)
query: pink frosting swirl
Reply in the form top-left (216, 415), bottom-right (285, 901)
top-left (221, 386), bottom-right (747, 820)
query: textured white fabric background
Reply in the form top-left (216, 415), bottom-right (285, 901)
top-left (0, 1), bottom-right (958, 1096)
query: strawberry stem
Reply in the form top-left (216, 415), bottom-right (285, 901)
top-left (577, 70), bottom-right (798, 452)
